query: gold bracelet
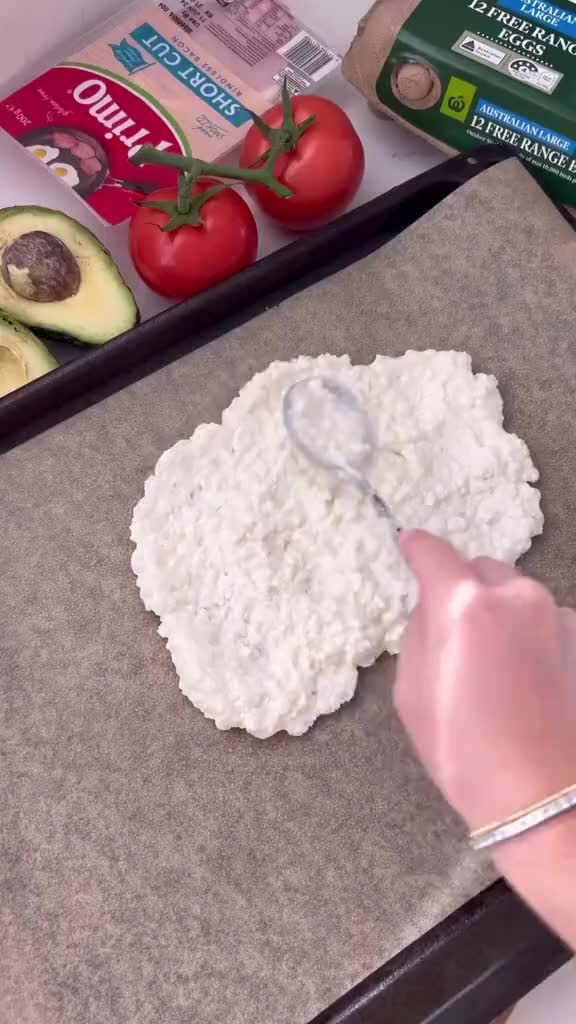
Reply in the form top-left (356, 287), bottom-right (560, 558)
top-left (469, 783), bottom-right (576, 851)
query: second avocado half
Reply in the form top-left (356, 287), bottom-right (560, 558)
top-left (0, 315), bottom-right (57, 397)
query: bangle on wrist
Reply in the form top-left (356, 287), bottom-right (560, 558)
top-left (469, 783), bottom-right (576, 851)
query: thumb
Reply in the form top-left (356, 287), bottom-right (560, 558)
top-left (400, 530), bottom-right (470, 601)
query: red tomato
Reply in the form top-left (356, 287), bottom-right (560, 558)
top-left (130, 179), bottom-right (258, 300)
top-left (240, 95), bottom-right (365, 231)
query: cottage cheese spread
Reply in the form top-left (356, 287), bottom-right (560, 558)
top-left (131, 350), bottom-right (543, 739)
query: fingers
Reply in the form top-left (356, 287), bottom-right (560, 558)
top-left (558, 607), bottom-right (576, 671)
top-left (470, 557), bottom-right (518, 586)
top-left (400, 530), bottom-right (470, 600)
top-left (401, 531), bottom-right (520, 594)
top-left (400, 532), bottom-right (553, 656)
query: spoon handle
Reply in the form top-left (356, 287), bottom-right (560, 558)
top-left (345, 466), bottom-right (400, 532)
top-left (369, 489), bottom-right (401, 533)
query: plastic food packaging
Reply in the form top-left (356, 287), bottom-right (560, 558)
top-left (344, 0), bottom-right (576, 206)
top-left (0, 0), bottom-right (340, 225)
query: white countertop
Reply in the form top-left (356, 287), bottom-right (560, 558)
top-left (0, 0), bottom-right (440, 321)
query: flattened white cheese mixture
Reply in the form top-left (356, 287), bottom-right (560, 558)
top-left (131, 351), bottom-right (543, 739)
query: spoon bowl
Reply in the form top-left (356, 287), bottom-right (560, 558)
top-left (283, 376), bottom-right (399, 531)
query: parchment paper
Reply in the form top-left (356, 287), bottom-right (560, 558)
top-left (2, 158), bottom-right (576, 1024)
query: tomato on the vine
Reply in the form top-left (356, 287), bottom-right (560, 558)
top-left (240, 95), bottom-right (365, 231)
top-left (130, 179), bottom-right (258, 300)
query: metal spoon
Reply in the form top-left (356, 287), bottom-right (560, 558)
top-left (283, 376), bottom-right (400, 532)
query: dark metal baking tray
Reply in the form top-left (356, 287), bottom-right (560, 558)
top-left (311, 881), bottom-right (569, 1024)
top-left (1, 144), bottom-right (512, 454)
top-left (1, 144), bottom-right (569, 1019)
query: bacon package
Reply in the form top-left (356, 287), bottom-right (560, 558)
top-left (0, 0), bottom-right (340, 225)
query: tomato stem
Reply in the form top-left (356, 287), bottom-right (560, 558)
top-left (131, 146), bottom-right (293, 199)
top-left (177, 171), bottom-right (193, 215)
top-left (131, 81), bottom-right (316, 201)
top-left (130, 80), bottom-right (318, 228)
top-left (245, 80), bottom-right (317, 157)
top-left (139, 182), bottom-right (229, 232)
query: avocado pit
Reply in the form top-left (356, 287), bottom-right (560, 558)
top-left (1, 230), bottom-right (81, 302)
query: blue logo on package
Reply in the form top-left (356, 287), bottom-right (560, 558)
top-left (131, 24), bottom-right (250, 127)
top-left (498, 0), bottom-right (576, 39)
top-left (109, 39), bottom-right (153, 75)
top-left (476, 99), bottom-right (576, 152)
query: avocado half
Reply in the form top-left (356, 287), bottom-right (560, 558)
top-left (0, 207), bottom-right (139, 345)
top-left (0, 315), bottom-right (58, 397)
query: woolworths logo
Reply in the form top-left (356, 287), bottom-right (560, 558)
top-left (441, 77), bottom-right (477, 122)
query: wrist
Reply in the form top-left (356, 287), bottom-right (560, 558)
top-left (491, 810), bottom-right (576, 950)
top-left (454, 744), bottom-right (576, 833)
top-left (493, 803), bottom-right (576, 866)
top-left (453, 753), bottom-right (576, 951)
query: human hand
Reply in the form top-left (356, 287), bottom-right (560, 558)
top-left (395, 531), bottom-right (576, 830)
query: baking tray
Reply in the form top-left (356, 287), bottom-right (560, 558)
top-left (312, 882), bottom-right (569, 1024)
top-left (0, 144), bottom-right (510, 454)
top-left (1, 144), bottom-right (569, 1020)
